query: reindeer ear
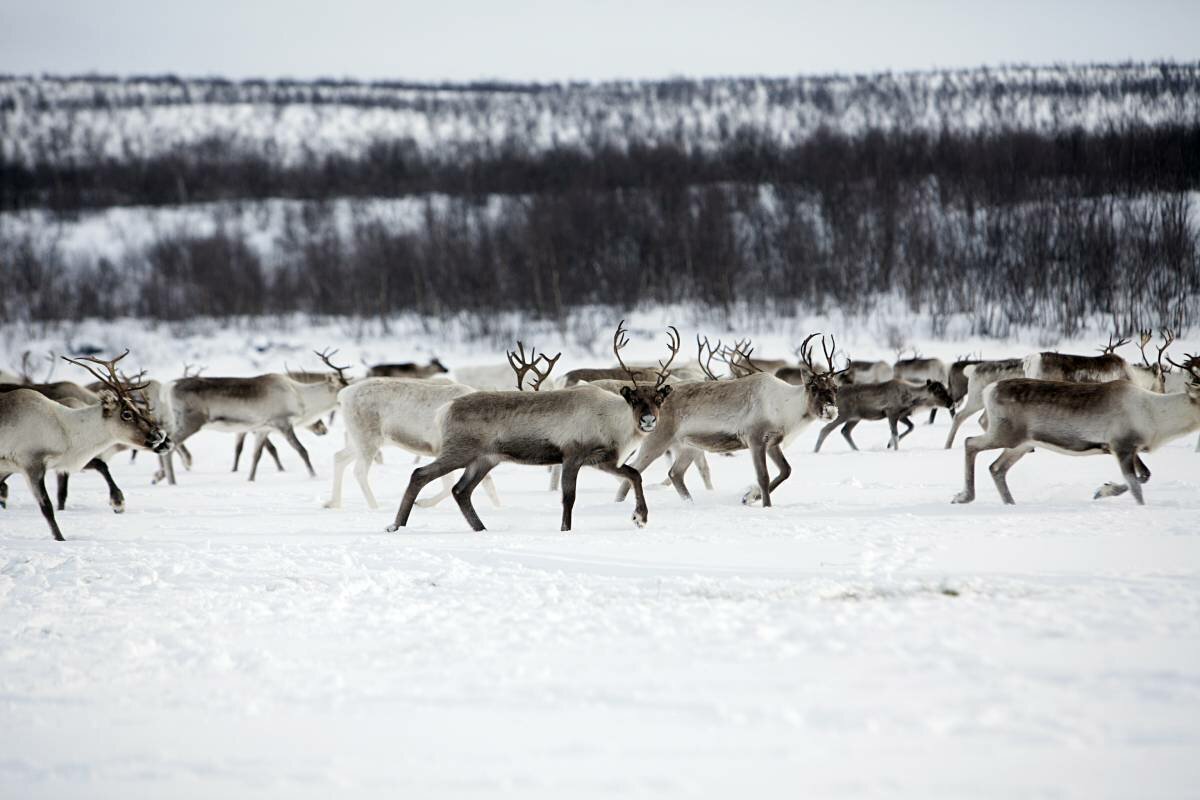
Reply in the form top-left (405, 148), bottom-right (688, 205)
top-left (657, 384), bottom-right (673, 399)
top-left (98, 389), bottom-right (119, 415)
top-left (620, 386), bottom-right (636, 403)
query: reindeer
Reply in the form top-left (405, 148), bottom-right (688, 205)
top-left (390, 323), bottom-right (673, 533)
top-left (155, 349), bottom-right (350, 484)
top-left (230, 358), bottom-right (334, 474)
top-left (0, 352), bottom-right (171, 540)
top-left (943, 359), bottom-right (1027, 449)
top-left (947, 358), bottom-right (984, 409)
top-left (365, 358), bottom-right (449, 379)
top-left (324, 378), bottom-right (502, 511)
top-left (892, 356), bottom-right (949, 423)
top-left (615, 333), bottom-right (841, 507)
top-left (453, 362), bottom-right (548, 390)
top-left (1127, 329), bottom-right (1176, 393)
top-left (0, 379), bottom-right (131, 515)
top-left (1022, 334), bottom-right (1135, 384)
top-left (951, 356), bottom-right (1200, 506)
top-left (841, 359), bottom-right (891, 385)
top-left (813, 379), bottom-right (954, 452)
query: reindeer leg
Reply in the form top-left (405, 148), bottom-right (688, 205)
top-left (482, 474), bottom-right (502, 507)
top-left (278, 424), bottom-right (316, 478)
top-left (600, 462), bottom-right (647, 528)
top-left (667, 448), bottom-right (697, 502)
top-left (897, 415), bottom-right (916, 442)
top-left (56, 472), bottom-right (69, 511)
top-left (1095, 455), bottom-right (1151, 499)
top-left (840, 420), bottom-right (860, 451)
top-left (1115, 448), bottom-right (1145, 505)
top-left (559, 456), bottom-right (583, 531)
top-left (232, 433), bottom-right (246, 472)
top-left (26, 467), bottom-right (65, 541)
top-left (695, 452), bottom-right (714, 491)
top-left (416, 473), bottom-right (455, 508)
top-left (886, 415), bottom-right (901, 450)
top-left (0, 475), bottom-right (8, 509)
top-left (944, 399), bottom-right (981, 449)
top-left (953, 433), bottom-right (1001, 504)
top-left (814, 416), bottom-right (846, 453)
top-left (177, 443), bottom-right (193, 471)
top-left (324, 446), bottom-right (354, 509)
top-left (616, 435), bottom-right (671, 502)
top-left (743, 439), bottom-right (772, 507)
top-left (766, 439), bottom-right (791, 492)
top-left (352, 449), bottom-right (380, 509)
top-left (248, 433), bottom-right (269, 482)
top-left (450, 456), bottom-right (500, 532)
top-left (130, 450), bottom-right (137, 464)
top-left (86, 458), bottom-right (124, 513)
top-left (264, 439), bottom-right (285, 472)
top-left (549, 464), bottom-right (562, 491)
top-left (927, 407), bottom-right (938, 425)
top-left (388, 452), bottom-right (469, 531)
top-left (988, 445), bottom-right (1033, 505)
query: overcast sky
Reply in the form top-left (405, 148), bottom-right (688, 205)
top-left (1, 0), bottom-right (1196, 82)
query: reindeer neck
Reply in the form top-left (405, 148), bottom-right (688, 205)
top-left (1143, 391), bottom-right (1200, 443)
top-left (59, 403), bottom-right (122, 461)
top-left (290, 377), bottom-right (339, 415)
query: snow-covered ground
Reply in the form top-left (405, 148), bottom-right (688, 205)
top-left (2, 321), bottom-right (1200, 797)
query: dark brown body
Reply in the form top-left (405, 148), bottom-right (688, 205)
top-left (814, 379), bottom-right (953, 452)
top-left (366, 360), bottom-right (448, 379)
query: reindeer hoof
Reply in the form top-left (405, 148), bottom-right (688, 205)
top-left (385, 523), bottom-right (400, 532)
top-left (632, 513), bottom-right (646, 528)
top-left (322, 500), bottom-right (339, 509)
top-left (741, 486), bottom-right (762, 505)
top-left (1094, 482), bottom-right (1129, 499)
top-left (951, 492), bottom-right (974, 504)
top-left (112, 505), bottom-right (125, 514)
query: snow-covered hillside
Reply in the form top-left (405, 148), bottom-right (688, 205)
top-left (2, 321), bottom-right (1199, 797)
top-left (3, 63), bottom-right (1197, 165)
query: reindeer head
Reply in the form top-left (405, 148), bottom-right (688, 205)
top-left (315, 348), bottom-right (352, 389)
top-left (308, 419), bottom-right (329, 436)
top-left (925, 379), bottom-right (954, 409)
top-left (64, 351), bottom-right (172, 454)
top-left (797, 333), bottom-right (843, 421)
top-left (1167, 354), bottom-right (1200, 400)
top-left (430, 357), bottom-right (449, 374)
top-left (614, 320), bottom-right (676, 433)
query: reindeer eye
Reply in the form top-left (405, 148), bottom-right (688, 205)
top-left (121, 409), bottom-right (133, 421)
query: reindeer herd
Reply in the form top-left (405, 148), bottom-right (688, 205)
top-left (2, 325), bottom-right (1199, 541)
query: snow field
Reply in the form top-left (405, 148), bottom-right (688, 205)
top-left (2, 392), bottom-right (1199, 797)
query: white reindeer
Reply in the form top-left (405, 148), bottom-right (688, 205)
top-left (0, 352), bottom-right (171, 540)
top-left (951, 355), bottom-right (1200, 506)
top-left (324, 378), bottom-right (502, 510)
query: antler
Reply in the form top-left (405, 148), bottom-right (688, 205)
top-left (1099, 333), bottom-right (1131, 355)
top-left (796, 332), bottom-right (821, 373)
top-left (821, 334), bottom-right (840, 374)
top-left (653, 326), bottom-right (681, 390)
top-left (612, 320), bottom-right (639, 386)
top-left (507, 341), bottom-right (561, 391)
top-left (314, 348), bottom-right (351, 384)
top-left (181, 362), bottom-right (205, 378)
top-left (697, 335), bottom-right (725, 381)
top-left (724, 339), bottom-right (762, 378)
top-left (62, 350), bottom-right (148, 397)
top-left (1167, 353), bottom-right (1200, 384)
top-left (1142, 328), bottom-right (1176, 375)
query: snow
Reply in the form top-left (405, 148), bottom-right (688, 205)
top-left (2, 321), bottom-right (1200, 797)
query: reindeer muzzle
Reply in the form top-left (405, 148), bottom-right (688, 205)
top-left (149, 430), bottom-right (172, 454)
top-left (820, 404), bottom-right (838, 421)
top-left (639, 414), bottom-right (658, 433)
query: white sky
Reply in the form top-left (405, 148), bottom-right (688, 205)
top-left (1, 0), bottom-right (1197, 82)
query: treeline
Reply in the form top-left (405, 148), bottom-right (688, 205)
top-left (4, 185), bottom-right (1195, 336)
top-left (3, 123), bottom-right (1199, 213)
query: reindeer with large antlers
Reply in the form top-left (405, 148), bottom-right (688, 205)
top-left (155, 348), bottom-right (350, 484)
top-left (1023, 334), bottom-right (1136, 384)
top-left (0, 351), bottom-right (171, 540)
top-left (615, 332), bottom-right (842, 507)
top-left (389, 322), bottom-right (672, 532)
top-left (953, 354), bottom-right (1200, 506)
